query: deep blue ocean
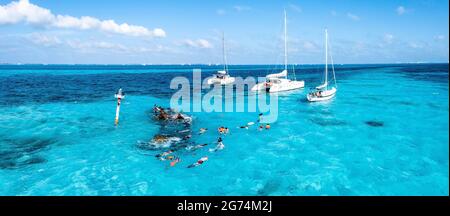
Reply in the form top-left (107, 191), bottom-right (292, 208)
top-left (0, 64), bottom-right (448, 195)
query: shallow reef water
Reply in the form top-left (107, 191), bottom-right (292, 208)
top-left (0, 64), bottom-right (448, 195)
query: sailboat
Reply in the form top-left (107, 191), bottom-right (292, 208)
top-left (307, 29), bottom-right (337, 102)
top-left (251, 10), bottom-right (304, 93)
top-left (207, 32), bottom-right (235, 85)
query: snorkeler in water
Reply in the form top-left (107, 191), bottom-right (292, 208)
top-left (209, 137), bottom-right (225, 152)
top-left (218, 126), bottom-right (229, 135)
top-left (156, 150), bottom-right (174, 161)
top-left (199, 128), bottom-right (208, 134)
top-left (187, 156), bottom-right (208, 168)
top-left (186, 143), bottom-right (208, 151)
top-left (257, 113), bottom-right (263, 123)
top-left (170, 157), bottom-right (181, 167)
top-left (258, 125), bottom-right (264, 131)
top-left (239, 121), bottom-right (254, 129)
top-left (209, 143), bottom-right (225, 152)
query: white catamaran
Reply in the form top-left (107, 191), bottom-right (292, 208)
top-left (207, 33), bottom-right (235, 85)
top-left (307, 29), bottom-right (337, 102)
top-left (251, 10), bottom-right (304, 93)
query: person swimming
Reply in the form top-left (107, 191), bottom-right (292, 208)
top-left (218, 126), bottom-right (229, 135)
top-left (186, 143), bottom-right (208, 151)
top-left (209, 137), bottom-right (225, 152)
top-left (258, 125), bottom-right (264, 131)
top-left (156, 150), bottom-right (174, 161)
top-left (170, 157), bottom-right (181, 167)
top-left (209, 142), bottom-right (225, 152)
top-left (265, 124), bottom-right (271, 130)
top-left (156, 150), bottom-right (173, 158)
top-left (257, 113), bottom-right (263, 123)
top-left (240, 121), bottom-right (255, 129)
top-left (199, 128), bottom-right (208, 134)
top-left (187, 156), bottom-right (208, 168)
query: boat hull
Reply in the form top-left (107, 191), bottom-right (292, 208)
top-left (251, 80), bottom-right (304, 93)
top-left (268, 80), bottom-right (304, 92)
top-left (307, 87), bottom-right (336, 102)
top-left (207, 77), bottom-right (235, 85)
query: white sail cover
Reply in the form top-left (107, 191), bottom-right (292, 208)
top-left (316, 83), bottom-right (327, 89)
top-left (217, 70), bottom-right (227, 75)
top-left (266, 70), bottom-right (287, 79)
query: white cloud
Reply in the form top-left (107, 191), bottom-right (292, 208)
top-left (234, 5), bottom-right (251, 12)
top-left (383, 34), bottom-right (394, 44)
top-left (216, 9), bottom-right (226, 15)
top-left (66, 39), bottom-right (172, 54)
top-left (434, 35), bottom-right (446, 41)
top-left (183, 39), bottom-right (213, 49)
top-left (28, 33), bottom-right (62, 46)
top-left (396, 6), bottom-right (406, 15)
top-left (347, 13), bottom-right (360, 21)
top-left (408, 42), bottom-right (424, 49)
top-left (66, 40), bottom-right (125, 51)
top-left (303, 41), bottom-right (317, 50)
top-left (302, 41), bottom-right (318, 52)
top-left (0, 0), bottom-right (166, 38)
top-left (288, 4), bottom-right (302, 13)
top-left (287, 37), bottom-right (320, 54)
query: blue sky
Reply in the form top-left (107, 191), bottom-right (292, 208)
top-left (0, 0), bottom-right (448, 64)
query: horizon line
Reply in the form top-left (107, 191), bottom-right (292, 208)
top-left (0, 62), bottom-right (448, 66)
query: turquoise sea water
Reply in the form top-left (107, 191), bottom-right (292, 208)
top-left (0, 64), bottom-right (448, 195)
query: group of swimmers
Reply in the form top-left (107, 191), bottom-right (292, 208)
top-left (217, 126), bottom-right (229, 135)
top-left (154, 125), bottom-right (223, 168)
top-left (152, 107), bottom-right (271, 169)
top-left (239, 113), bottom-right (271, 130)
top-left (153, 124), bottom-right (227, 168)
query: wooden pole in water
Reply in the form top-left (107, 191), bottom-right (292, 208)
top-left (114, 88), bottom-right (125, 126)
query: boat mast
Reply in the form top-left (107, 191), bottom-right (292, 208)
top-left (284, 10), bottom-right (288, 72)
top-left (329, 31), bottom-right (337, 89)
top-left (222, 32), bottom-right (228, 73)
top-left (325, 28), bottom-right (328, 90)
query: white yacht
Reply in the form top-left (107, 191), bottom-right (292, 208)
top-left (307, 29), bottom-right (338, 102)
top-left (207, 33), bottom-right (235, 85)
top-left (251, 10), bottom-right (304, 93)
